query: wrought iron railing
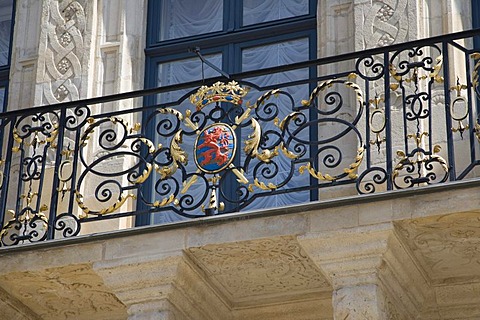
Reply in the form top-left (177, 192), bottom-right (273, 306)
top-left (1, 29), bottom-right (480, 246)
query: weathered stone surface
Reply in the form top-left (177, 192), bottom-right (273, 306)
top-left (186, 236), bottom-right (331, 308)
top-left (0, 264), bottom-right (127, 320)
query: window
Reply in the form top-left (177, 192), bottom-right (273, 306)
top-left (0, 0), bottom-right (14, 111)
top-left (473, 0), bottom-right (480, 48)
top-left (142, 0), bottom-right (317, 224)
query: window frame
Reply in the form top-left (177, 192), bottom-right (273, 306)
top-left (0, 0), bottom-right (16, 111)
top-left (139, 0), bottom-right (318, 225)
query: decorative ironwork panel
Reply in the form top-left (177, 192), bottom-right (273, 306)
top-left (1, 29), bottom-right (480, 245)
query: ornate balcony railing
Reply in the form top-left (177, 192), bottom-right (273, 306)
top-left (1, 29), bottom-right (480, 246)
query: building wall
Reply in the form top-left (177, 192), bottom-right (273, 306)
top-left (0, 1), bottom-right (479, 319)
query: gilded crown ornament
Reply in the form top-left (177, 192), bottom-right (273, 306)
top-left (189, 81), bottom-right (249, 110)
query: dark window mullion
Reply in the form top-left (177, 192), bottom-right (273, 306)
top-left (146, 0), bottom-right (161, 47)
top-left (6, 0), bottom-right (16, 67)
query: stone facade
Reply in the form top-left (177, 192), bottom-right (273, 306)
top-left (1, 182), bottom-right (480, 319)
top-left (0, 0), bottom-right (479, 319)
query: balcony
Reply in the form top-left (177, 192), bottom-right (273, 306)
top-left (1, 29), bottom-right (480, 246)
top-left (1, 30), bottom-right (480, 319)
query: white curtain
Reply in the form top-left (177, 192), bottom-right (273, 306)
top-left (243, 0), bottom-right (309, 26)
top-left (159, 0), bottom-right (223, 41)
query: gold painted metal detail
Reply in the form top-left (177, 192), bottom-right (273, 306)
top-left (190, 80), bottom-right (249, 110)
top-left (157, 130), bottom-right (188, 179)
top-left (76, 190), bottom-right (137, 219)
top-left (201, 187), bottom-right (220, 212)
top-left (12, 123), bottom-right (59, 152)
top-left (369, 95), bottom-right (387, 152)
top-left (299, 147), bottom-right (365, 182)
top-left (475, 123), bottom-right (480, 143)
top-left (298, 78), bottom-right (365, 182)
top-left (472, 52), bottom-right (480, 94)
top-left (1, 190), bottom-right (50, 240)
top-left (248, 178), bottom-right (277, 192)
top-left (152, 194), bottom-right (176, 207)
top-left (76, 117), bottom-right (155, 218)
top-left (389, 55), bottom-right (444, 88)
top-left (393, 129), bottom-right (448, 187)
top-left (244, 118), bottom-right (279, 163)
top-left (301, 79), bottom-right (364, 107)
top-left (449, 78), bottom-right (469, 137)
top-left (57, 146), bottom-right (74, 197)
top-left (392, 145), bottom-right (449, 182)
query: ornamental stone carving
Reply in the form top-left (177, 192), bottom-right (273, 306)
top-left (0, 264), bottom-right (126, 320)
top-left (395, 212), bottom-right (480, 284)
top-left (186, 236), bottom-right (330, 307)
top-left (40, 0), bottom-right (88, 104)
top-left (363, 0), bottom-right (410, 48)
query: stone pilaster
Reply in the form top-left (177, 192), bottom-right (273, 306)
top-left (93, 255), bottom-right (189, 320)
top-left (298, 223), bottom-right (427, 319)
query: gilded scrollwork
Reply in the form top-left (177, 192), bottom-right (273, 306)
top-left (75, 117), bottom-right (156, 218)
top-left (297, 79), bottom-right (365, 182)
top-left (0, 111), bottom-right (61, 246)
top-left (369, 95), bottom-right (387, 151)
top-left (392, 140), bottom-right (448, 189)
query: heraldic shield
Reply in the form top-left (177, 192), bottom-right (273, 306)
top-left (194, 123), bottom-right (236, 174)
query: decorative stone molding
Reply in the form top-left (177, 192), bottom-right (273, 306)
top-left (395, 212), bottom-right (480, 285)
top-left (38, 0), bottom-right (90, 104)
top-left (186, 236), bottom-right (331, 308)
top-left (170, 258), bottom-right (231, 320)
top-left (93, 255), bottom-right (183, 308)
top-left (363, 0), bottom-right (410, 48)
top-left (0, 264), bottom-right (126, 320)
top-left (0, 286), bottom-right (41, 320)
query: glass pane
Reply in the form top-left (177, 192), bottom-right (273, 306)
top-left (242, 38), bottom-right (309, 86)
top-left (241, 38), bottom-right (310, 210)
top-left (243, 0), bottom-right (309, 26)
top-left (0, 0), bottom-right (13, 66)
top-left (156, 53), bottom-right (222, 103)
top-left (158, 0), bottom-right (223, 41)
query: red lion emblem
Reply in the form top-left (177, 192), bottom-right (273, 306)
top-left (198, 126), bottom-right (231, 167)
